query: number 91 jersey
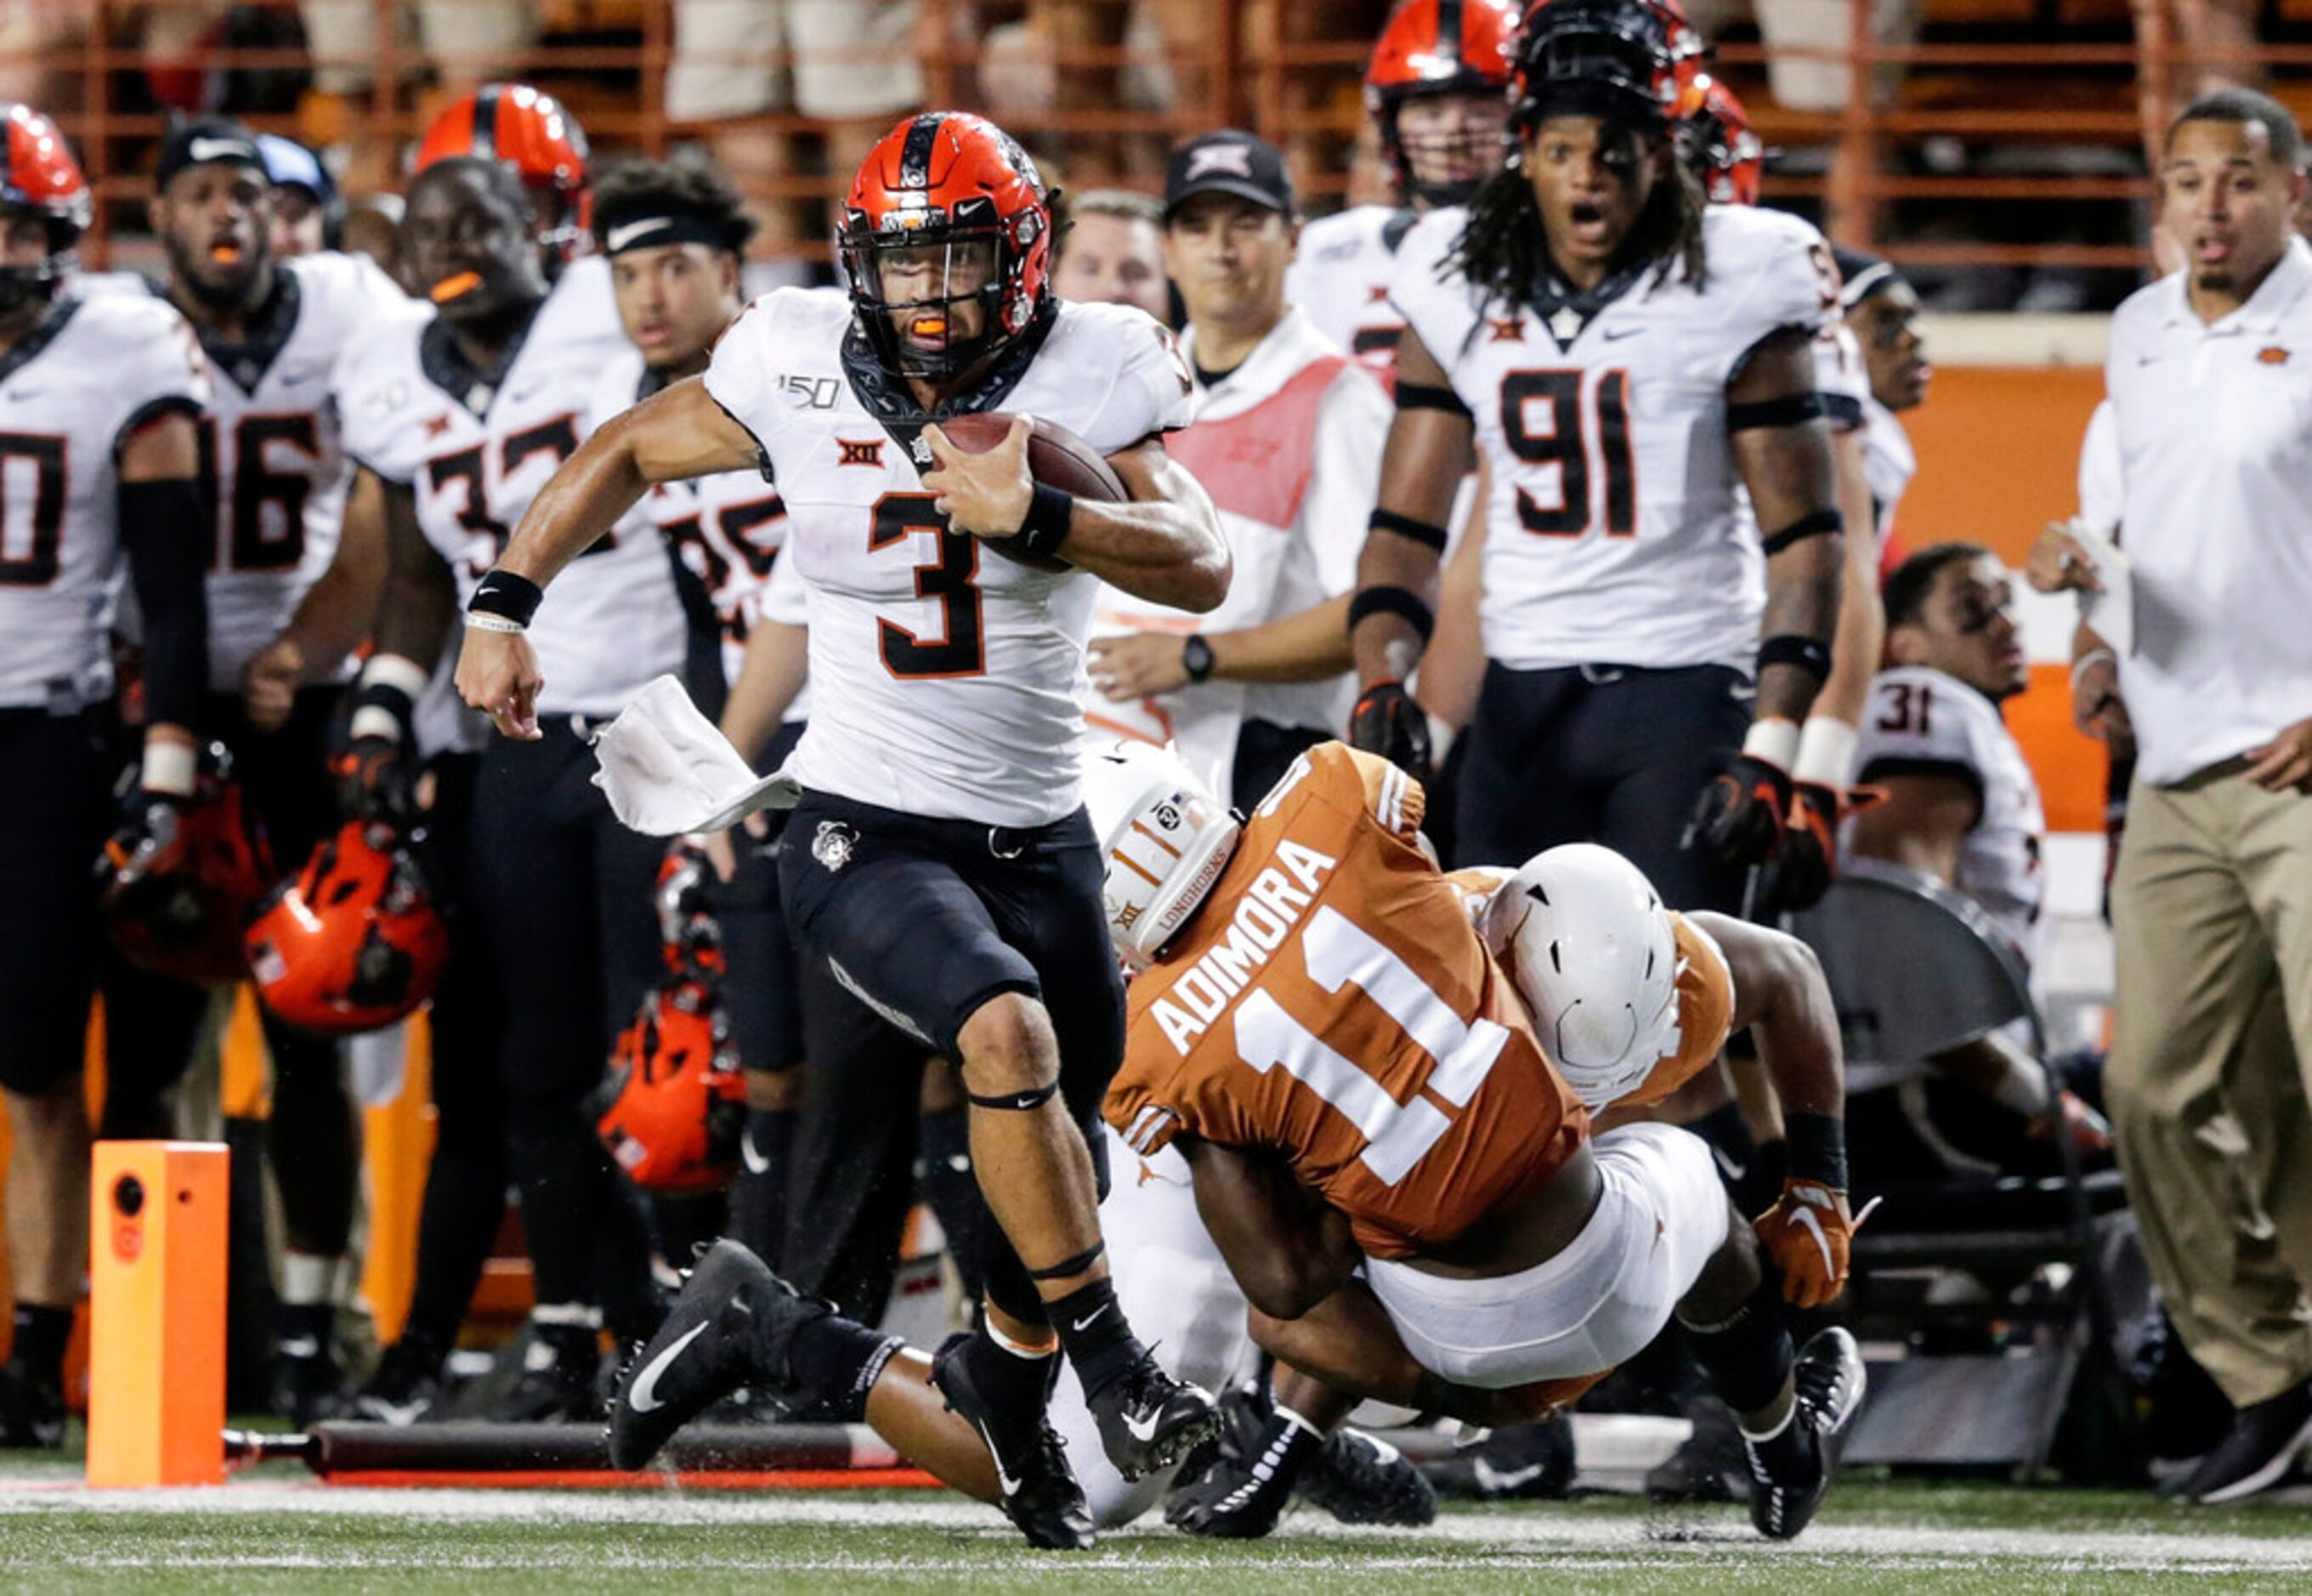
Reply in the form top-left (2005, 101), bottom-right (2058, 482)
top-left (1103, 741), bottom-right (1588, 1261)
top-left (702, 289), bottom-right (1196, 828)
top-left (1391, 203), bottom-right (1839, 674)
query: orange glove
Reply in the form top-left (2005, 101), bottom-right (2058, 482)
top-left (1754, 1180), bottom-right (1857, 1310)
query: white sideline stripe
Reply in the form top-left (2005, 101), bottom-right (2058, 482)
top-left (6, 1483), bottom-right (2312, 1571)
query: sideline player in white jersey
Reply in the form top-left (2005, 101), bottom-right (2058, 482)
top-left (1086, 133), bottom-right (1391, 811)
top-left (333, 155), bottom-right (683, 1423)
top-left (0, 106), bottom-right (213, 1448)
top-left (101, 117), bottom-right (409, 1423)
top-left (1833, 246), bottom-right (1930, 549)
top-left (1347, 0), bottom-right (1846, 923)
top-left (1285, 0), bottom-right (1520, 367)
top-left (460, 112), bottom-right (1232, 1549)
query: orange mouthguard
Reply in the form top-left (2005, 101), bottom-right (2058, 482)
top-left (430, 271), bottom-right (483, 303)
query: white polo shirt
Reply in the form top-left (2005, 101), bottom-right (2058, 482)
top-left (2103, 238), bottom-right (2312, 785)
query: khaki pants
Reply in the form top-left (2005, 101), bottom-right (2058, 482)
top-left (2108, 765), bottom-right (2312, 1407)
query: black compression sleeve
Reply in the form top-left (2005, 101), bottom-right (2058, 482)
top-left (118, 475), bottom-right (212, 729)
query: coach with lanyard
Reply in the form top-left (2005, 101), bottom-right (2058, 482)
top-left (2032, 88), bottom-right (2312, 1506)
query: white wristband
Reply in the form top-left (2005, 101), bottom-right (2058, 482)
top-left (1794, 717), bottom-right (1860, 789)
top-left (1741, 716), bottom-right (1800, 773)
top-left (360, 653), bottom-right (432, 700)
top-left (464, 610), bottom-right (527, 635)
top-left (140, 738), bottom-right (197, 797)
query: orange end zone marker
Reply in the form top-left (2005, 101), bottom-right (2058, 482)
top-left (87, 1142), bottom-right (229, 1488)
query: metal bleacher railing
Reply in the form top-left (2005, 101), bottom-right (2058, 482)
top-left (8, 5), bottom-right (2305, 291)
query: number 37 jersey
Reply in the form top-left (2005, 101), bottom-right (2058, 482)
top-left (702, 290), bottom-right (1195, 828)
top-left (1391, 203), bottom-right (1838, 673)
top-left (1103, 741), bottom-right (1590, 1261)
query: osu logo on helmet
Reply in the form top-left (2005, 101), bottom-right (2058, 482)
top-left (1364, 0), bottom-right (1519, 207)
top-left (836, 112), bottom-right (1054, 382)
top-left (1675, 71), bottom-right (1764, 207)
top-left (0, 103), bottom-right (91, 314)
top-left (246, 819), bottom-right (449, 1035)
top-left (417, 83), bottom-right (592, 253)
top-left (590, 979), bottom-right (746, 1193)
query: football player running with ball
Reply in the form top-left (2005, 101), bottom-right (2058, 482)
top-left (456, 113), bottom-right (1231, 1550)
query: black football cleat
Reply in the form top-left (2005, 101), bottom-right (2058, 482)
top-left (1297, 1425), bottom-right (1437, 1526)
top-left (609, 1238), bottom-right (827, 1470)
top-left (354, 1338), bottom-right (447, 1428)
top-left (1085, 1350), bottom-right (1221, 1481)
top-left (0, 1358), bottom-right (64, 1451)
top-left (2180, 1381), bottom-right (2312, 1504)
top-left (1428, 1412), bottom-right (1577, 1502)
top-left (928, 1333), bottom-right (1095, 1551)
top-left (1742, 1325), bottom-right (1866, 1541)
top-left (1164, 1397), bottom-right (1319, 1539)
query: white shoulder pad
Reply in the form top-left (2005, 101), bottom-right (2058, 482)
top-left (1035, 300), bottom-right (1196, 453)
top-left (1858, 665), bottom-right (2006, 783)
top-left (75, 291), bottom-right (211, 415)
top-left (1701, 207), bottom-right (1839, 379)
top-left (1385, 207), bottom-right (1482, 370)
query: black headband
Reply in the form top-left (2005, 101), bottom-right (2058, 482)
top-left (597, 207), bottom-right (740, 258)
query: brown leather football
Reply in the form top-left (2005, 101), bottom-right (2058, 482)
top-left (932, 411), bottom-right (1127, 572)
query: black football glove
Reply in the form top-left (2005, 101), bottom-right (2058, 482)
top-left (1686, 752), bottom-right (1792, 869)
top-left (1347, 680), bottom-right (1431, 784)
top-left (1761, 780), bottom-right (1839, 912)
top-left (96, 788), bottom-right (190, 904)
top-left (334, 733), bottom-right (416, 824)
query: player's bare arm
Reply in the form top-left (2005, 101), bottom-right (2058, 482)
top-left (1176, 1135), bottom-right (1359, 1321)
top-left (1847, 770), bottom-right (1976, 885)
top-left (1728, 329), bottom-right (1844, 727)
top-left (1088, 595), bottom-right (1352, 699)
top-left (1348, 327), bottom-right (1473, 691)
top-left (243, 467), bottom-right (389, 732)
top-left (919, 418), bottom-right (1229, 613)
top-left (456, 378), bottom-right (757, 734)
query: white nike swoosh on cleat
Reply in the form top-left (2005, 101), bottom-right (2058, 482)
top-left (1472, 1457), bottom-right (1547, 1493)
top-left (625, 1322), bottom-right (710, 1413)
top-left (976, 1418), bottom-right (1021, 1497)
top-left (1123, 1406), bottom-right (1166, 1443)
top-left (739, 1131), bottom-right (771, 1175)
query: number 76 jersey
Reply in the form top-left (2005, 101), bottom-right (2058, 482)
top-left (1391, 203), bottom-right (1838, 673)
top-left (1102, 741), bottom-right (1591, 1261)
top-left (701, 288), bottom-right (1195, 829)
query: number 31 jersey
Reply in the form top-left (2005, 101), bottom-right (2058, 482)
top-left (1103, 741), bottom-right (1589, 1261)
top-left (702, 290), bottom-right (1195, 828)
top-left (1391, 203), bottom-right (1837, 673)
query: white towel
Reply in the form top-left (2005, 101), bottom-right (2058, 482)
top-left (588, 675), bottom-right (799, 835)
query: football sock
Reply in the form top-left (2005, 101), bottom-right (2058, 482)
top-left (966, 1319), bottom-right (1058, 1418)
top-left (727, 1107), bottom-right (795, 1266)
top-left (1047, 1277), bottom-right (1140, 1396)
top-left (1691, 1101), bottom-right (1776, 1216)
top-left (1680, 1286), bottom-right (1795, 1419)
top-left (785, 1314), bottom-right (903, 1423)
top-left (915, 1106), bottom-right (983, 1298)
top-left (8, 1304), bottom-right (71, 1387)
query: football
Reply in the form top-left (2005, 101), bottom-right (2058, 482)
top-left (932, 411), bottom-right (1127, 573)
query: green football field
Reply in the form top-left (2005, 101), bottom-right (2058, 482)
top-left (5, 1470), bottom-right (2311, 1593)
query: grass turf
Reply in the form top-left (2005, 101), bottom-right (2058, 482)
top-left (3, 1476), bottom-right (2310, 1593)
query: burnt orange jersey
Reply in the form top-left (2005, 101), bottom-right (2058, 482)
top-left (1103, 743), bottom-right (1589, 1260)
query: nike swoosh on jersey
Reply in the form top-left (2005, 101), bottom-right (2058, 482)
top-left (1601, 325), bottom-right (1644, 341)
top-left (606, 217), bottom-right (673, 252)
top-left (625, 1322), bottom-right (710, 1413)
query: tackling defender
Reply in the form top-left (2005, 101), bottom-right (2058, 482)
top-left (457, 112), bottom-right (1230, 1548)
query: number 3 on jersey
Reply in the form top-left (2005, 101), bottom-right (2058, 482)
top-left (1501, 368), bottom-right (1635, 537)
top-left (870, 492), bottom-right (984, 679)
top-left (1234, 905), bottom-right (1507, 1185)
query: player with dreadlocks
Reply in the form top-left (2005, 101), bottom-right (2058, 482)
top-left (1348, 0), bottom-right (1847, 929)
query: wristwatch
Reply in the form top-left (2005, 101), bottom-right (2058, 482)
top-left (1182, 634), bottom-right (1216, 684)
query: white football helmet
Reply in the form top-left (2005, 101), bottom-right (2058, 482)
top-left (1080, 740), bottom-right (1242, 968)
top-left (1482, 843), bottom-right (1682, 1109)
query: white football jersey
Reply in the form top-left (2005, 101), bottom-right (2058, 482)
top-left (1391, 202), bottom-right (1839, 672)
top-left (192, 251), bottom-right (410, 688)
top-left (0, 291), bottom-right (210, 710)
top-left (1848, 664), bottom-right (2045, 955)
top-left (1862, 393), bottom-right (1917, 545)
top-left (703, 290), bottom-right (1196, 826)
top-left (1286, 204), bottom-right (1423, 369)
top-left (335, 263), bottom-right (684, 739)
top-left (592, 347), bottom-right (805, 709)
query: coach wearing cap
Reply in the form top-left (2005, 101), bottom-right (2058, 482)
top-left (1085, 131), bottom-right (1391, 809)
top-left (2032, 88), bottom-right (2312, 1506)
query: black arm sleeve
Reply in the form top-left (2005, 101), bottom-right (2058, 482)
top-left (118, 475), bottom-right (212, 730)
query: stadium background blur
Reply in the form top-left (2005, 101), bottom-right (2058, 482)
top-left (0, 0), bottom-right (2256, 1446)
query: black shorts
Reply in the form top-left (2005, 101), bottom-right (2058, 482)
top-left (0, 709), bottom-right (110, 1095)
top-left (1454, 661), bottom-right (1751, 912)
top-left (714, 722), bottom-right (807, 1074)
top-left (775, 788), bottom-right (1125, 1117)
